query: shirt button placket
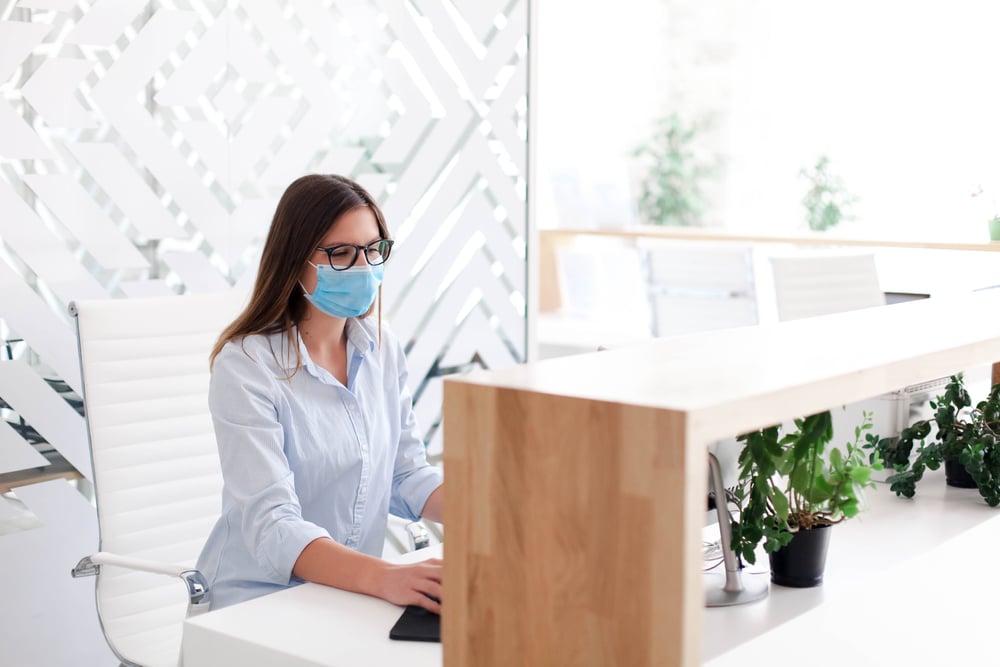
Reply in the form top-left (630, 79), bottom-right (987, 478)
top-left (348, 396), bottom-right (369, 548)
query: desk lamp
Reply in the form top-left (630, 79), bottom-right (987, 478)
top-left (704, 452), bottom-right (769, 606)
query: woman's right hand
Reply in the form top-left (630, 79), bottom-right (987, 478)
top-left (374, 558), bottom-right (443, 614)
top-left (293, 537), bottom-right (443, 613)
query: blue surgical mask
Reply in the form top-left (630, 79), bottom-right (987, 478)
top-left (302, 262), bottom-right (383, 318)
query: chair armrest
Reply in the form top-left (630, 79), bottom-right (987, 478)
top-left (405, 521), bottom-right (430, 551)
top-left (72, 551), bottom-right (210, 608)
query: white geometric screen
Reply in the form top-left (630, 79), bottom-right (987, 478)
top-left (0, 0), bottom-right (528, 659)
top-left (0, 0), bottom-right (527, 484)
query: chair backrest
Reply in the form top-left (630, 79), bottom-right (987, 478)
top-left (641, 241), bottom-right (758, 336)
top-left (555, 242), bottom-right (650, 319)
top-left (72, 290), bottom-right (246, 667)
top-left (769, 253), bottom-right (884, 322)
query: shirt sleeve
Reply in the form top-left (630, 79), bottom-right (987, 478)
top-left (209, 343), bottom-right (330, 584)
top-left (386, 334), bottom-right (443, 521)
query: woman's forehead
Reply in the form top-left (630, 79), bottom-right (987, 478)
top-left (319, 206), bottom-right (379, 243)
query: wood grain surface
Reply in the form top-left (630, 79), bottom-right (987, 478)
top-left (444, 384), bottom-right (705, 667)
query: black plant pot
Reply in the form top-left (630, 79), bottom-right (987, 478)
top-left (769, 524), bottom-right (832, 588)
top-left (945, 458), bottom-right (977, 488)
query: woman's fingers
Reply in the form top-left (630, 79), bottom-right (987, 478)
top-left (413, 590), bottom-right (442, 614)
top-left (411, 561), bottom-right (443, 612)
top-left (417, 557), bottom-right (443, 570)
top-left (377, 560), bottom-right (444, 612)
top-left (415, 579), bottom-right (443, 603)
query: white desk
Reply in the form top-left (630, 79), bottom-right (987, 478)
top-left (536, 311), bottom-right (654, 358)
top-left (705, 478), bottom-right (1000, 665)
top-left (703, 467), bottom-right (999, 663)
top-left (182, 468), bottom-right (997, 666)
top-left (181, 545), bottom-right (443, 667)
top-left (184, 291), bottom-right (1000, 666)
top-left (705, 513), bottom-right (1000, 665)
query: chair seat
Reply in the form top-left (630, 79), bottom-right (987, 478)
top-left (114, 625), bottom-right (182, 667)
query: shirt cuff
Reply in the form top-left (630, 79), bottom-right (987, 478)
top-left (260, 521), bottom-right (332, 584)
top-left (392, 466), bottom-right (444, 521)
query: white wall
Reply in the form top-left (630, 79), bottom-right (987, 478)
top-left (537, 0), bottom-right (1000, 239)
top-left (535, 0), bottom-right (671, 228)
top-left (725, 1), bottom-right (1000, 239)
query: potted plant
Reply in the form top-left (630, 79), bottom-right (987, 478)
top-left (630, 112), bottom-right (717, 227)
top-left (989, 216), bottom-right (1000, 242)
top-left (869, 374), bottom-right (1000, 506)
top-left (730, 410), bottom-right (881, 587)
top-left (970, 184), bottom-right (1000, 241)
top-left (800, 155), bottom-right (857, 232)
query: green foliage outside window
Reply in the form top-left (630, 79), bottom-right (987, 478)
top-left (631, 113), bottom-right (716, 227)
top-left (800, 154), bottom-right (857, 231)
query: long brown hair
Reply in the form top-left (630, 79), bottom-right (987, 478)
top-left (210, 174), bottom-right (391, 371)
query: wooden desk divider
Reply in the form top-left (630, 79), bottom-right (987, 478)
top-left (444, 289), bottom-right (1000, 667)
top-left (443, 385), bottom-right (705, 666)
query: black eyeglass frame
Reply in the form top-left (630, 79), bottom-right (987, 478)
top-left (315, 239), bottom-right (394, 270)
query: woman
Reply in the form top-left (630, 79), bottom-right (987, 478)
top-left (197, 174), bottom-right (444, 612)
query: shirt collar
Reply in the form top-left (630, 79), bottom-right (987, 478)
top-left (288, 318), bottom-right (378, 378)
top-left (344, 317), bottom-right (378, 355)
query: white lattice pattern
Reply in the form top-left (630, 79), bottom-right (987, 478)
top-left (0, 0), bottom-right (528, 660)
top-left (0, 0), bottom-right (527, 477)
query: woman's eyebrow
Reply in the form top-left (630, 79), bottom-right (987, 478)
top-left (321, 237), bottom-right (382, 247)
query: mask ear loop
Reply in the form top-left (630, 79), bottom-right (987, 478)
top-left (299, 261), bottom-right (321, 297)
top-left (376, 283), bottom-right (383, 349)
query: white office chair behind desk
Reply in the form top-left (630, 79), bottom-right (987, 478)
top-left (769, 252), bottom-right (885, 321)
top-left (769, 252), bottom-right (948, 436)
top-left (642, 241), bottom-right (758, 337)
top-left (69, 291), bottom-right (247, 667)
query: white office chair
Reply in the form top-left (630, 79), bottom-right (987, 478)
top-left (641, 241), bottom-right (758, 337)
top-left (70, 291), bottom-right (247, 667)
top-left (769, 252), bottom-right (947, 457)
top-left (543, 242), bottom-right (654, 356)
top-left (769, 253), bottom-right (884, 321)
top-left (69, 291), bottom-right (433, 666)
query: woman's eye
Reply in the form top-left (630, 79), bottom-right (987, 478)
top-left (329, 248), bottom-right (353, 258)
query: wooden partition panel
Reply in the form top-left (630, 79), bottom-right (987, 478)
top-left (444, 290), bottom-right (1000, 666)
top-left (443, 382), bottom-right (706, 667)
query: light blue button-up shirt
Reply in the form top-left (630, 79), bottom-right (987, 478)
top-left (197, 317), bottom-right (443, 609)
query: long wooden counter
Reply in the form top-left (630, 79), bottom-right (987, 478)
top-left (442, 289), bottom-right (1000, 666)
top-left (539, 226), bottom-right (1000, 314)
top-left (542, 225), bottom-right (1000, 252)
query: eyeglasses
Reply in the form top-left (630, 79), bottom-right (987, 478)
top-left (315, 239), bottom-right (394, 270)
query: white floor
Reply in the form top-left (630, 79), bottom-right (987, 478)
top-left (0, 492), bottom-right (42, 536)
top-left (0, 481), bottom-right (115, 666)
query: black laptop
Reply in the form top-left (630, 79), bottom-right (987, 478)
top-left (389, 605), bottom-right (440, 642)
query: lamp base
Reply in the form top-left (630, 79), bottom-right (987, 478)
top-left (703, 570), bottom-right (769, 607)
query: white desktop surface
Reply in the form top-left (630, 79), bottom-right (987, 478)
top-left (703, 467), bottom-right (999, 664)
top-left (183, 468), bottom-right (998, 666)
top-left (705, 515), bottom-right (1000, 666)
top-left (181, 545), bottom-right (442, 667)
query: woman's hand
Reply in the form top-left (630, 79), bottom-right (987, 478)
top-left (374, 558), bottom-right (443, 614)
top-left (293, 537), bottom-right (442, 612)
